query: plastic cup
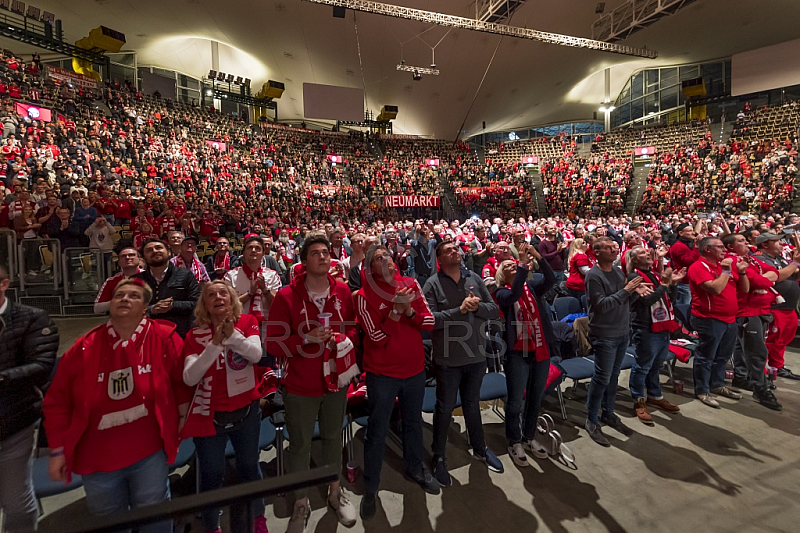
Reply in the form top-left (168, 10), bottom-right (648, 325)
top-left (673, 379), bottom-right (684, 395)
top-left (318, 312), bottom-right (332, 327)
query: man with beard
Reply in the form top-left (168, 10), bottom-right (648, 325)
top-left (134, 238), bottom-right (200, 337)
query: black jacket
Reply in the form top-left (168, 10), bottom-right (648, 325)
top-left (495, 259), bottom-right (557, 355)
top-left (134, 263), bottom-right (200, 337)
top-left (0, 301), bottom-right (58, 440)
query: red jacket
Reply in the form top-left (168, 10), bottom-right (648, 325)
top-left (266, 272), bottom-right (358, 396)
top-left (688, 257), bottom-right (739, 323)
top-left (738, 256), bottom-right (777, 317)
top-left (670, 238), bottom-right (700, 284)
top-left (355, 275), bottom-right (434, 379)
top-left (43, 320), bottom-right (191, 480)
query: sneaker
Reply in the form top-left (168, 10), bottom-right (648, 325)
top-left (753, 390), bottom-right (783, 411)
top-left (522, 438), bottom-right (549, 459)
top-left (360, 492), bottom-right (377, 521)
top-left (431, 456), bottom-right (451, 487)
top-left (507, 443), bottom-right (529, 467)
top-left (328, 486), bottom-right (357, 527)
top-left (600, 413), bottom-right (634, 436)
top-left (633, 398), bottom-right (654, 426)
top-left (285, 500), bottom-right (310, 533)
top-left (474, 447), bottom-right (504, 473)
top-left (711, 386), bottom-right (742, 400)
top-left (584, 420), bottom-right (610, 447)
top-left (646, 397), bottom-right (680, 413)
top-left (254, 516), bottom-right (268, 533)
top-left (696, 393), bottom-right (720, 408)
top-left (777, 366), bottom-right (800, 380)
top-left (206, 529), bottom-right (222, 533)
top-left (404, 465), bottom-right (440, 494)
top-left (731, 377), bottom-right (753, 391)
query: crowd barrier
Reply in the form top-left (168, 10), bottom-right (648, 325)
top-left (0, 230), bottom-right (109, 316)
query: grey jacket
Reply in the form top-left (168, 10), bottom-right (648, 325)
top-left (423, 268), bottom-right (499, 367)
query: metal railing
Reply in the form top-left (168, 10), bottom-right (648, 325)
top-left (41, 466), bottom-right (339, 533)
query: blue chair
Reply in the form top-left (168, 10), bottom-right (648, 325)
top-left (225, 418), bottom-right (277, 458)
top-left (421, 386), bottom-right (462, 414)
top-left (555, 357), bottom-right (596, 419)
top-left (479, 371), bottom-right (507, 419)
top-left (170, 438), bottom-right (196, 471)
top-left (553, 296), bottom-right (582, 321)
top-left (32, 455), bottom-right (82, 500)
top-left (621, 345), bottom-right (636, 371)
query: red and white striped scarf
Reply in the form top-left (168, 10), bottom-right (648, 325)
top-left (242, 263), bottom-right (264, 321)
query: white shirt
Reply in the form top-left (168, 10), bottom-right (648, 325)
top-left (224, 265), bottom-right (282, 318)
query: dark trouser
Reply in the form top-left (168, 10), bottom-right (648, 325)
top-left (674, 283), bottom-right (691, 306)
top-left (194, 401), bottom-right (264, 531)
top-left (363, 371), bottom-right (426, 494)
top-left (432, 360), bottom-right (487, 458)
top-left (0, 423), bottom-right (37, 533)
top-left (693, 317), bottom-right (737, 395)
top-left (284, 387), bottom-right (347, 499)
top-left (585, 335), bottom-right (629, 423)
top-left (735, 315), bottom-right (771, 394)
top-left (629, 329), bottom-right (671, 400)
top-left (504, 351), bottom-right (550, 444)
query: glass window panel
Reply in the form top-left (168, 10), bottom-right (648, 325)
top-left (631, 72), bottom-right (644, 99)
top-left (661, 67), bottom-right (678, 87)
top-left (631, 97), bottom-right (643, 120)
top-left (661, 86), bottom-right (679, 110)
top-left (645, 93), bottom-right (659, 115)
top-left (618, 103), bottom-right (631, 124)
top-left (646, 69), bottom-right (659, 87)
top-left (680, 65), bottom-right (700, 81)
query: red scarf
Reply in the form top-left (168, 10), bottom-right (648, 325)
top-left (242, 263), bottom-right (264, 321)
top-left (214, 252), bottom-right (230, 271)
top-left (635, 268), bottom-right (679, 333)
top-left (513, 283), bottom-right (550, 362)
top-left (173, 253), bottom-right (203, 280)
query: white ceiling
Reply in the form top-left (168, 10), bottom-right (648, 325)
top-left (18, 0), bottom-right (800, 138)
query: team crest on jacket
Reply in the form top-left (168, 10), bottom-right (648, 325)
top-left (108, 367), bottom-right (134, 400)
top-left (227, 350), bottom-right (248, 371)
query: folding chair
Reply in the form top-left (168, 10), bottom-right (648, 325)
top-left (553, 296), bottom-right (582, 321)
top-left (554, 357), bottom-right (596, 420)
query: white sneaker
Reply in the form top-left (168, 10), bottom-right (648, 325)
top-left (507, 443), bottom-right (529, 467)
top-left (523, 438), bottom-right (549, 459)
top-left (328, 486), bottom-right (357, 527)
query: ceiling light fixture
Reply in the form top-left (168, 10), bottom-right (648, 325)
top-left (397, 64), bottom-right (439, 76)
top-left (302, 0), bottom-right (657, 58)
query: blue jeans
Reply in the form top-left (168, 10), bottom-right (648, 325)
top-left (432, 360), bottom-right (487, 458)
top-left (364, 371), bottom-right (426, 494)
top-left (674, 283), bottom-right (691, 306)
top-left (629, 329), bottom-right (671, 400)
top-left (504, 351), bottom-right (550, 444)
top-left (194, 401), bottom-right (264, 531)
top-left (82, 450), bottom-right (172, 533)
top-left (693, 317), bottom-right (737, 395)
top-left (585, 336), bottom-right (629, 423)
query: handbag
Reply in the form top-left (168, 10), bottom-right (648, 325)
top-left (213, 401), bottom-right (253, 430)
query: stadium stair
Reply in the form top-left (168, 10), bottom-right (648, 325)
top-left (529, 166), bottom-right (548, 216)
top-left (626, 158), bottom-right (650, 215)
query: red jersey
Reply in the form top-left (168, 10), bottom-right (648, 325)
top-left (738, 256), bottom-right (777, 317)
top-left (566, 252), bottom-right (593, 292)
top-left (687, 256), bottom-right (740, 323)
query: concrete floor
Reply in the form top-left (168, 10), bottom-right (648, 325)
top-left (37, 317), bottom-right (800, 533)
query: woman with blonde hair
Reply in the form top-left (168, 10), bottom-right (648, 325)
top-left (565, 238), bottom-right (592, 299)
top-left (494, 243), bottom-right (556, 467)
top-left (180, 280), bottom-right (268, 533)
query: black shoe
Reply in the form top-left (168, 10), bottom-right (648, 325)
top-left (431, 456), bottom-right (451, 487)
top-left (777, 367), bottom-right (800, 380)
top-left (754, 390), bottom-right (783, 411)
top-left (404, 465), bottom-right (440, 495)
top-left (585, 420), bottom-right (610, 447)
top-left (360, 492), bottom-right (377, 521)
top-left (731, 377), bottom-right (753, 391)
top-left (600, 413), bottom-right (634, 436)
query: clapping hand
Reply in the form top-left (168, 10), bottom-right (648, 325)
top-left (393, 287), bottom-right (414, 315)
top-left (736, 255), bottom-right (750, 273)
top-left (460, 291), bottom-right (480, 314)
top-left (671, 267), bottom-right (687, 284)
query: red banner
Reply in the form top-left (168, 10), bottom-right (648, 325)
top-left (635, 146), bottom-right (655, 156)
top-left (46, 66), bottom-right (99, 89)
top-left (15, 102), bottom-right (51, 122)
top-left (384, 195), bottom-right (440, 208)
top-left (521, 156), bottom-right (538, 164)
top-left (425, 158), bottom-right (440, 167)
top-left (206, 140), bottom-right (228, 151)
top-left (326, 154), bottom-right (343, 164)
top-left (455, 186), bottom-right (520, 194)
